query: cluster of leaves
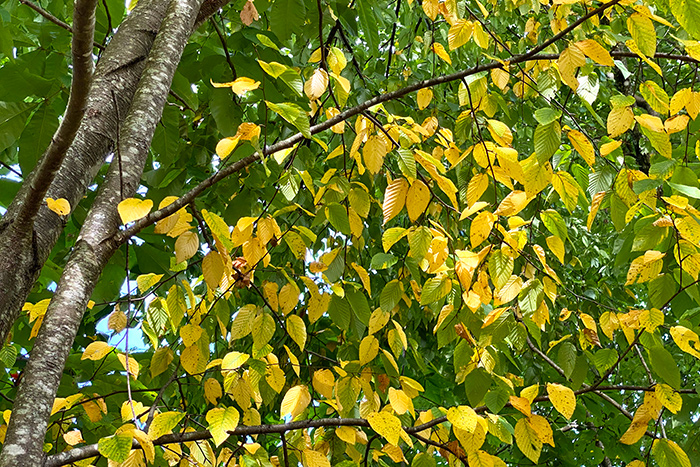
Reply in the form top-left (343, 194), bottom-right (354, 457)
top-left (4, 0), bottom-right (700, 465)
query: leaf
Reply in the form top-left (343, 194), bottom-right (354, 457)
top-left (574, 39), bottom-right (615, 66)
top-left (383, 178), bottom-right (408, 225)
top-left (417, 88), bottom-right (433, 110)
top-left (640, 81), bottom-right (670, 114)
top-left (46, 198), bottom-right (70, 216)
top-left (627, 13), bottom-right (656, 57)
top-left (470, 211), bottom-right (495, 247)
top-left (670, 0), bottom-right (700, 41)
top-left (211, 77), bottom-right (261, 95)
top-left (447, 406), bottom-right (478, 432)
top-left (286, 314), bottom-right (307, 350)
top-left (206, 407), bottom-right (240, 446)
top-left (359, 335), bottom-right (379, 365)
top-left (108, 309), bottom-right (127, 333)
top-left (494, 190), bottom-right (529, 216)
top-left (448, 20), bottom-right (473, 50)
top-left (303, 449), bottom-right (331, 467)
top-left (98, 432), bottom-right (133, 463)
top-left (175, 231), bottom-right (199, 263)
top-left (304, 68), bottom-right (329, 100)
top-left (118, 198), bottom-right (153, 224)
top-left (431, 43), bottom-right (452, 65)
top-left (367, 411), bottom-right (405, 445)
top-left (266, 101), bottom-right (311, 138)
top-left (81, 341), bottom-right (113, 361)
top-left (514, 418), bottom-right (542, 463)
top-left (546, 383), bottom-right (576, 419)
top-left (150, 347), bottom-right (174, 378)
top-left (148, 411), bottom-right (185, 439)
top-left (653, 439), bottom-right (691, 467)
top-left (280, 385), bottom-right (311, 418)
top-left (202, 251), bottom-right (224, 291)
top-left (203, 378), bottom-right (222, 405)
top-left (216, 136), bottom-right (240, 158)
top-left (655, 383), bottom-right (682, 414)
top-left (364, 135), bottom-right (388, 175)
top-left (670, 326), bottom-right (700, 359)
top-left (566, 130), bottom-right (595, 166)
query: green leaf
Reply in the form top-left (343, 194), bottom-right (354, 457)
top-left (648, 345), bottom-right (681, 389)
top-left (670, 0), bottom-right (700, 40)
top-left (380, 280), bottom-right (403, 312)
top-left (326, 203), bottom-right (352, 235)
top-left (534, 121), bottom-right (561, 161)
top-left (268, 0), bottom-right (306, 41)
top-left (0, 101), bottom-right (31, 155)
top-left (18, 104), bottom-right (58, 176)
top-left (98, 432), bottom-right (133, 463)
top-left (266, 101), bottom-right (311, 138)
top-left (357, 0), bottom-right (380, 53)
top-left (420, 276), bottom-right (451, 306)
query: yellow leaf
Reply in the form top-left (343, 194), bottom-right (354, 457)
top-left (367, 411), bottom-right (405, 445)
top-left (494, 190), bottom-right (529, 217)
top-left (204, 378), bottom-right (222, 405)
top-left (221, 351), bottom-right (250, 372)
top-left (566, 130), bottom-right (595, 166)
top-left (670, 326), bottom-right (700, 359)
top-left (336, 426), bottom-right (356, 445)
top-left (546, 383), bottom-right (576, 419)
top-left (351, 263), bottom-right (371, 296)
top-left (447, 406), bottom-right (478, 432)
top-left (117, 353), bottom-right (139, 378)
top-left (363, 135), bottom-right (387, 175)
top-left (118, 198), bottom-right (153, 224)
top-left (509, 396), bottom-right (531, 416)
top-left (448, 19), bottom-right (473, 50)
top-left (655, 383), bottom-right (682, 414)
top-left (587, 191), bottom-right (606, 231)
top-left (313, 369), bottom-right (335, 399)
top-left (46, 197), bottom-right (70, 216)
top-left (181, 345), bottom-right (205, 375)
top-left (303, 449), bottom-right (331, 467)
top-left (150, 347), bottom-right (174, 378)
top-left (147, 411), bottom-right (184, 440)
top-left (607, 106), bottom-right (635, 137)
top-left (514, 418), bottom-right (542, 463)
top-left (286, 314), bottom-right (307, 351)
top-left (574, 39), bottom-right (615, 66)
top-left (417, 88), bottom-right (433, 110)
top-left (175, 231), bottom-right (199, 263)
top-left (279, 281), bottom-right (300, 315)
top-left (63, 430), bottom-right (84, 445)
top-left (304, 68), bottom-right (329, 100)
top-left (627, 12), bottom-right (656, 57)
top-left (422, 0), bottom-right (438, 20)
top-left (211, 77), bottom-right (261, 96)
top-left (216, 136), bottom-right (240, 158)
top-left (431, 42), bottom-right (452, 65)
top-left (635, 114), bottom-right (665, 133)
top-left (652, 439), bottom-right (691, 467)
top-left (206, 407), bottom-right (240, 446)
top-left (383, 178), bottom-right (408, 225)
top-left (108, 309), bottom-right (127, 333)
top-left (529, 415), bottom-right (554, 447)
top-left (202, 251), bottom-right (224, 291)
top-left (388, 388), bottom-right (414, 416)
top-left (359, 335), bottom-right (379, 365)
top-left (280, 385), bottom-right (311, 418)
top-left (470, 210), bottom-right (495, 247)
top-left (546, 235), bottom-right (565, 263)
top-left (81, 341), bottom-right (113, 361)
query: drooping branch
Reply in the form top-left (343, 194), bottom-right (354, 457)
top-left (0, 0), bottom-right (205, 464)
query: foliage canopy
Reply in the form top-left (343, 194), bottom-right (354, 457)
top-left (1, 0), bottom-right (700, 466)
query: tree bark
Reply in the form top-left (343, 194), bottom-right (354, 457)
top-left (0, 0), bottom-right (170, 347)
top-left (0, 0), bottom-right (204, 463)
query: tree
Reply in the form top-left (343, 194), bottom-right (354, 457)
top-left (0, 0), bottom-right (700, 464)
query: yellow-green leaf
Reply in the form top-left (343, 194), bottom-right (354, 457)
top-left (206, 407), bottom-right (240, 446)
top-left (286, 314), bottom-right (307, 351)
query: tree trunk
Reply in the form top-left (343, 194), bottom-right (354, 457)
top-left (0, 0), bottom-right (170, 347)
top-left (0, 0), bottom-right (204, 463)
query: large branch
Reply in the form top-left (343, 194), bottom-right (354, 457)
top-left (0, 0), bottom-right (205, 464)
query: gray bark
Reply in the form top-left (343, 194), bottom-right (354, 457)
top-left (0, 0), bottom-right (204, 463)
top-left (0, 0), bottom-right (169, 347)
